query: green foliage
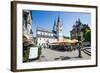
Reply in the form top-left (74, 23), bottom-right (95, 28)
top-left (38, 46), bottom-right (42, 58)
top-left (84, 29), bottom-right (91, 43)
top-left (23, 47), bottom-right (30, 62)
top-left (64, 36), bottom-right (70, 39)
top-left (81, 24), bottom-right (91, 43)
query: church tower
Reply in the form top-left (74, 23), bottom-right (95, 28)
top-left (53, 20), bottom-right (57, 37)
top-left (56, 16), bottom-right (63, 40)
top-left (53, 20), bottom-right (57, 33)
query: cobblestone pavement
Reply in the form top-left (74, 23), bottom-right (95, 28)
top-left (36, 47), bottom-right (91, 62)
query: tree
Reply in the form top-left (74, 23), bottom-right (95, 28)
top-left (81, 24), bottom-right (91, 43)
top-left (84, 29), bottom-right (91, 43)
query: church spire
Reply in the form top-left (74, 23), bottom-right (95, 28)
top-left (57, 16), bottom-right (60, 23)
top-left (76, 18), bottom-right (82, 25)
top-left (56, 16), bottom-right (63, 40)
top-left (53, 19), bottom-right (57, 32)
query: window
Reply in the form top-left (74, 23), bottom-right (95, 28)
top-left (45, 33), bottom-right (47, 36)
top-left (37, 31), bottom-right (40, 34)
top-left (40, 32), bottom-right (42, 35)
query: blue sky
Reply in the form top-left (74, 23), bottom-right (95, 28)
top-left (32, 10), bottom-right (91, 37)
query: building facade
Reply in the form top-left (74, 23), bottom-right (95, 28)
top-left (70, 18), bottom-right (85, 41)
top-left (23, 10), bottom-right (35, 48)
top-left (36, 16), bottom-right (63, 47)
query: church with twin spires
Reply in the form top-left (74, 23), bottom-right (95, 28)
top-left (36, 16), bottom-right (64, 47)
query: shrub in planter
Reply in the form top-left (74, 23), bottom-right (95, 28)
top-left (38, 46), bottom-right (42, 59)
top-left (23, 47), bottom-right (30, 62)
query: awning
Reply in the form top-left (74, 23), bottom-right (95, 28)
top-left (49, 39), bottom-right (78, 45)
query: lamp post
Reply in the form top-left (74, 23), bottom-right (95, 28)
top-left (78, 41), bottom-right (82, 58)
top-left (77, 32), bottom-right (82, 58)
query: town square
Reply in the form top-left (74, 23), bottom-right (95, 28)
top-left (23, 10), bottom-right (91, 62)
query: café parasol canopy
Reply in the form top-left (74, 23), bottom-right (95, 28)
top-left (49, 39), bottom-right (78, 45)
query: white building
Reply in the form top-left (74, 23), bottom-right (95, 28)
top-left (36, 16), bottom-right (64, 47)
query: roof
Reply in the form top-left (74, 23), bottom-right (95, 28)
top-left (49, 39), bottom-right (78, 45)
top-left (37, 35), bottom-right (57, 39)
top-left (37, 26), bottom-right (53, 33)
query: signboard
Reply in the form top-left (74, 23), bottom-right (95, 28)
top-left (29, 47), bottom-right (38, 59)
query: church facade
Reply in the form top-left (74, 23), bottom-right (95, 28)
top-left (70, 18), bottom-right (84, 41)
top-left (36, 17), bottom-right (64, 47)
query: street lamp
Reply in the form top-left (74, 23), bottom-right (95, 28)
top-left (77, 32), bottom-right (82, 58)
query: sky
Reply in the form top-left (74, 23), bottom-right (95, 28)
top-left (31, 10), bottom-right (91, 37)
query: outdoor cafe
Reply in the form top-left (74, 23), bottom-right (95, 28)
top-left (48, 39), bottom-right (79, 51)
